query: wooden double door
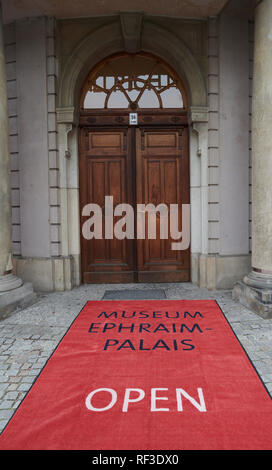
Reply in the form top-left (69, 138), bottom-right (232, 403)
top-left (79, 116), bottom-right (190, 283)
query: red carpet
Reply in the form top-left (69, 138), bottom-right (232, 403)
top-left (0, 300), bottom-right (272, 450)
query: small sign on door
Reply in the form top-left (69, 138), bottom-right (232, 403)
top-left (129, 113), bottom-right (138, 125)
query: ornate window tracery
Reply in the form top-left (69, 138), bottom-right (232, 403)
top-left (81, 53), bottom-right (186, 110)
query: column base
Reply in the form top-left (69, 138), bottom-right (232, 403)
top-left (0, 273), bottom-right (23, 292)
top-left (0, 282), bottom-right (36, 320)
top-left (232, 279), bottom-right (272, 319)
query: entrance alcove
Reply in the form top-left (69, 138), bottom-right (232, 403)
top-left (56, 16), bottom-right (209, 287)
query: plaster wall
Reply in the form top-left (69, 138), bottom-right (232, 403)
top-left (5, 17), bottom-right (70, 291)
top-left (16, 18), bottom-right (51, 258)
top-left (199, 13), bottom-right (252, 289)
top-left (219, 13), bottom-right (250, 256)
top-left (3, 12), bottom-right (254, 291)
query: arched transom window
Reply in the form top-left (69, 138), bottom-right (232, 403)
top-left (81, 53), bottom-right (186, 110)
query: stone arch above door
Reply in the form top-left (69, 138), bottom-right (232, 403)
top-left (56, 14), bottom-right (209, 289)
top-left (57, 16), bottom-right (207, 115)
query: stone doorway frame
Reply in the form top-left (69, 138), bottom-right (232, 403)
top-left (56, 14), bottom-right (209, 288)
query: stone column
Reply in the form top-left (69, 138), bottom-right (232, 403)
top-left (0, 2), bottom-right (35, 318)
top-left (233, 0), bottom-right (272, 318)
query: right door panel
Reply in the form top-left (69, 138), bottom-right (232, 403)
top-left (136, 127), bottom-right (190, 282)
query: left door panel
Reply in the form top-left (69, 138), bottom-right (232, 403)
top-left (79, 128), bottom-right (136, 283)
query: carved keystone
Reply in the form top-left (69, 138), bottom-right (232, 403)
top-left (120, 12), bottom-right (144, 53)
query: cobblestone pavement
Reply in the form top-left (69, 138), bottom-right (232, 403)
top-left (0, 282), bottom-right (272, 432)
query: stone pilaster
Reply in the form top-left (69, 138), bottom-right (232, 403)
top-left (0, 2), bottom-right (35, 319)
top-left (233, 0), bottom-right (272, 318)
top-left (189, 106), bottom-right (211, 288)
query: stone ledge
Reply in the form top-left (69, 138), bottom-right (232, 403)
top-left (232, 280), bottom-right (272, 319)
top-left (0, 283), bottom-right (36, 321)
top-left (14, 256), bottom-right (75, 292)
top-left (199, 254), bottom-right (251, 290)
